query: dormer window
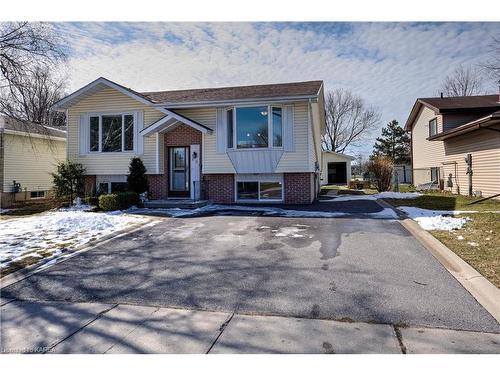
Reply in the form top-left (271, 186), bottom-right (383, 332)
top-left (429, 118), bottom-right (438, 137)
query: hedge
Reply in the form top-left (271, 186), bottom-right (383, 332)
top-left (98, 192), bottom-right (139, 211)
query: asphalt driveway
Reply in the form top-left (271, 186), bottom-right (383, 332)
top-left (2, 214), bottom-right (499, 333)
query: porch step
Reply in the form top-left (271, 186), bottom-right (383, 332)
top-left (143, 199), bottom-right (210, 209)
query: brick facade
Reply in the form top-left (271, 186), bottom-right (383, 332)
top-left (284, 172), bottom-right (314, 204)
top-left (202, 174), bottom-right (235, 204)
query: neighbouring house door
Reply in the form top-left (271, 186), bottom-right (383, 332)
top-left (328, 162), bottom-right (347, 184)
top-left (169, 146), bottom-right (190, 197)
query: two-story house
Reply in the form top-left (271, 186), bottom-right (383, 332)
top-left (52, 77), bottom-right (325, 204)
top-left (405, 93), bottom-right (500, 198)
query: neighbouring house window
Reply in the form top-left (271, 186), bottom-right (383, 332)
top-left (260, 181), bottom-right (283, 200)
top-left (227, 109), bottom-right (234, 148)
top-left (236, 180), bottom-right (283, 201)
top-left (88, 113), bottom-right (135, 152)
top-left (30, 191), bottom-right (45, 199)
top-left (430, 167), bottom-right (439, 183)
top-left (236, 106), bottom-right (269, 148)
top-left (429, 118), bottom-right (438, 137)
top-left (272, 107), bottom-right (283, 147)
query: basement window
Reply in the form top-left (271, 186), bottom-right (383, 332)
top-left (30, 191), bottom-right (45, 199)
top-left (236, 179), bottom-right (283, 201)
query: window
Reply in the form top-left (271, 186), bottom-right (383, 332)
top-left (272, 107), bottom-right (282, 147)
top-left (30, 191), bottom-right (45, 199)
top-left (236, 179), bottom-right (283, 201)
top-left (111, 182), bottom-right (128, 192)
top-left (98, 182), bottom-right (109, 195)
top-left (236, 106), bottom-right (269, 148)
top-left (88, 113), bottom-right (135, 152)
top-left (90, 116), bottom-right (99, 152)
top-left (227, 109), bottom-right (234, 148)
top-left (429, 118), bottom-right (438, 137)
top-left (430, 167), bottom-right (439, 183)
top-left (260, 181), bottom-right (282, 200)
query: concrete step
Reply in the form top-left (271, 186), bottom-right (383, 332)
top-left (143, 199), bottom-right (209, 209)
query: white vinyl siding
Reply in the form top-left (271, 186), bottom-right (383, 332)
top-left (276, 102), bottom-right (311, 172)
top-left (2, 133), bottom-right (66, 193)
top-left (67, 87), bottom-right (165, 175)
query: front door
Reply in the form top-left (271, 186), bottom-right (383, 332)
top-left (169, 146), bottom-right (190, 197)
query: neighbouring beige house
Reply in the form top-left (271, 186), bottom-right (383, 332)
top-left (0, 116), bottom-right (67, 208)
top-left (51, 77), bottom-right (325, 204)
top-left (405, 94), bottom-right (500, 198)
top-left (320, 151), bottom-right (354, 185)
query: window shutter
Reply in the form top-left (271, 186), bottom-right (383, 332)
top-left (135, 110), bottom-right (144, 154)
top-left (283, 105), bottom-right (294, 151)
top-left (216, 108), bottom-right (227, 154)
top-left (79, 114), bottom-right (88, 155)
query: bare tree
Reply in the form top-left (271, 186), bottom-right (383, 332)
top-left (485, 36), bottom-right (500, 80)
top-left (321, 89), bottom-right (380, 154)
top-left (1, 65), bottom-right (66, 127)
top-left (440, 64), bottom-right (484, 97)
top-left (0, 22), bottom-right (66, 128)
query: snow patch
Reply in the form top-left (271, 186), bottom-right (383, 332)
top-left (399, 206), bottom-right (469, 231)
top-left (0, 208), bottom-right (152, 269)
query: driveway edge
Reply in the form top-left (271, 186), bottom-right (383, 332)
top-left (377, 199), bottom-right (500, 324)
top-left (0, 219), bottom-right (159, 289)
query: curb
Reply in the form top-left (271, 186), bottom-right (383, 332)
top-left (378, 199), bottom-right (500, 324)
top-left (0, 219), bottom-right (159, 289)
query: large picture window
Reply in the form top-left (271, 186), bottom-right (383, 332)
top-left (236, 179), bottom-right (283, 201)
top-left (236, 106), bottom-right (269, 148)
top-left (88, 113), bottom-right (135, 153)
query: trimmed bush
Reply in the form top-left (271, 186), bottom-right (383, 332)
top-left (98, 192), bottom-right (140, 211)
top-left (99, 194), bottom-right (120, 211)
top-left (83, 196), bottom-right (99, 206)
top-left (117, 191), bottom-right (140, 209)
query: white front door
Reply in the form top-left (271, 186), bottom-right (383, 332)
top-left (190, 144), bottom-right (201, 200)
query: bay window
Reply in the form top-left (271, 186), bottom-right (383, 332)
top-left (230, 105), bottom-right (283, 149)
top-left (88, 113), bottom-right (135, 153)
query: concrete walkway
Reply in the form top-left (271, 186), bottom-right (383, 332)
top-left (1, 299), bottom-right (499, 354)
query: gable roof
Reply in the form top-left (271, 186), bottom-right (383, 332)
top-left (141, 80), bottom-right (324, 105)
top-left (404, 94), bottom-right (500, 131)
top-left (322, 150), bottom-right (356, 160)
top-left (52, 77), bottom-right (324, 111)
top-left (0, 116), bottom-right (66, 139)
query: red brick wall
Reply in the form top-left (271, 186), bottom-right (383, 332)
top-left (203, 174), bottom-right (234, 204)
top-left (165, 124), bottom-right (202, 147)
top-left (284, 173), bottom-right (314, 204)
top-left (147, 174), bottom-right (167, 199)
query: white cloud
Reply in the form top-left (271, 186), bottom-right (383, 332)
top-left (55, 22), bottom-right (500, 155)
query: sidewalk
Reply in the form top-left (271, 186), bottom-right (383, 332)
top-left (1, 299), bottom-right (499, 354)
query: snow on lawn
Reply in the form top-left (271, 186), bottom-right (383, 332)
top-left (0, 207), bottom-right (151, 269)
top-left (398, 206), bottom-right (470, 231)
top-left (327, 192), bottom-right (422, 202)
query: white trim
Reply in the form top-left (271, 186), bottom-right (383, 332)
top-left (155, 133), bottom-right (160, 174)
top-left (1, 129), bottom-right (66, 142)
top-left (163, 109), bottom-right (211, 134)
top-left (139, 115), bottom-right (174, 137)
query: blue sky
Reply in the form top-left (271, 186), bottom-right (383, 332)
top-left (54, 22), bottom-right (500, 156)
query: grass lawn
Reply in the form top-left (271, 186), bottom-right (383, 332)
top-left (320, 184), bottom-right (378, 195)
top-left (383, 192), bottom-right (500, 288)
top-left (384, 191), bottom-right (500, 212)
top-left (432, 213), bottom-right (500, 288)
